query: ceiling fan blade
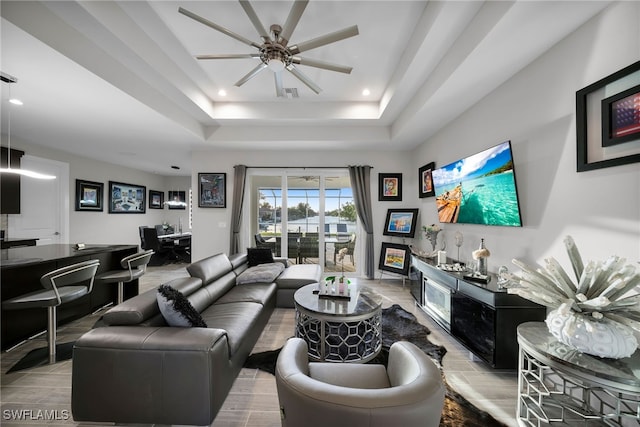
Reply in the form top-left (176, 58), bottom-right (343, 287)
top-left (239, 1), bottom-right (271, 42)
top-left (196, 53), bottom-right (260, 60)
top-left (235, 63), bottom-right (268, 87)
top-left (274, 72), bottom-right (285, 97)
top-left (178, 7), bottom-right (261, 49)
top-left (289, 25), bottom-right (359, 55)
top-left (286, 64), bottom-right (321, 94)
top-left (291, 57), bottom-right (352, 74)
top-left (278, 0), bottom-right (308, 47)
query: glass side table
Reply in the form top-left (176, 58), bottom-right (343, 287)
top-left (517, 322), bottom-right (640, 427)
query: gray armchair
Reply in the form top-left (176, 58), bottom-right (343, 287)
top-left (275, 338), bottom-right (445, 427)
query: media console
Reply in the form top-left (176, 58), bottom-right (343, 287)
top-left (410, 255), bottom-right (545, 369)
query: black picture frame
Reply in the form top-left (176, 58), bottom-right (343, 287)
top-left (378, 173), bottom-right (402, 201)
top-left (576, 60), bottom-right (640, 172)
top-left (198, 172), bottom-right (226, 208)
top-left (75, 179), bottom-right (103, 211)
top-left (601, 83), bottom-right (640, 147)
top-left (418, 162), bottom-right (435, 198)
top-left (167, 191), bottom-right (187, 210)
top-left (378, 242), bottom-right (411, 276)
top-left (108, 181), bottom-right (146, 213)
top-left (382, 208), bottom-right (419, 238)
top-left (149, 190), bottom-right (164, 209)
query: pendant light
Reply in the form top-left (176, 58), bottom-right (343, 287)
top-left (1, 72), bottom-right (56, 180)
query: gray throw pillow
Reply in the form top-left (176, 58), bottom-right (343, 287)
top-left (156, 284), bottom-right (207, 327)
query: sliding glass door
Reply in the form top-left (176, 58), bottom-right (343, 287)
top-left (246, 169), bottom-right (357, 275)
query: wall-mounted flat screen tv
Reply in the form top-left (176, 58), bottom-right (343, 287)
top-left (431, 141), bottom-right (523, 227)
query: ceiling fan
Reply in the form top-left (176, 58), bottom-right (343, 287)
top-left (178, 0), bottom-right (359, 97)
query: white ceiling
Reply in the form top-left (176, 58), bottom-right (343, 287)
top-left (0, 1), bottom-right (610, 176)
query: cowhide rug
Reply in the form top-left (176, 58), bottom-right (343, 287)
top-left (244, 304), bottom-right (508, 427)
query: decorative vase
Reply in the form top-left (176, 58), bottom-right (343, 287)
top-left (475, 239), bottom-right (488, 275)
top-left (545, 308), bottom-right (638, 359)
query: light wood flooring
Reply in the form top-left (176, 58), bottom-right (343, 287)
top-left (0, 263), bottom-right (519, 427)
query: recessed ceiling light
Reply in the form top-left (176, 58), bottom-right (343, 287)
top-left (218, 89), bottom-right (227, 97)
top-left (362, 89), bottom-right (370, 96)
top-left (9, 98), bottom-right (23, 106)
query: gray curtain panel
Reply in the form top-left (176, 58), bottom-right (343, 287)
top-left (348, 165), bottom-right (374, 279)
top-left (229, 165), bottom-right (247, 255)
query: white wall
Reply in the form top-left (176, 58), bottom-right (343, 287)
top-left (190, 150), bottom-right (414, 265)
top-left (6, 139), bottom-right (190, 246)
top-left (413, 1), bottom-right (640, 274)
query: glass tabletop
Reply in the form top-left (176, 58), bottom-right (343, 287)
top-left (294, 282), bottom-right (383, 317)
top-left (518, 322), bottom-right (640, 392)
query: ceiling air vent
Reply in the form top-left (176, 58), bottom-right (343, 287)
top-left (284, 88), bottom-right (299, 99)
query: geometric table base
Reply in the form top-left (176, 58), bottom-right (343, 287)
top-left (517, 347), bottom-right (640, 427)
top-left (295, 308), bottom-right (381, 363)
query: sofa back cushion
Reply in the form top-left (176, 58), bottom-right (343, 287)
top-left (187, 253), bottom-right (233, 286)
top-left (186, 271), bottom-right (237, 312)
top-left (103, 277), bottom-right (202, 326)
top-left (229, 253), bottom-right (248, 270)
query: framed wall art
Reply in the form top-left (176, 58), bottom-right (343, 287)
top-left (167, 191), bottom-right (187, 210)
top-left (149, 190), bottom-right (164, 209)
top-left (378, 173), bottom-right (402, 201)
top-left (109, 181), bottom-right (146, 213)
top-left (75, 179), bottom-right (103, 212)
top-left (198, 172), bottom-right (226, 208)
top-left (601, 83), bottom-right (640, 147)
top-left (418, 162), bottom-right (435, 198)
top-left (383, 208), bottom-right (419, 238)
top-left (576, 60), bottom-right (640, 172)
top-left (378, 242), bottom-right (411, 276)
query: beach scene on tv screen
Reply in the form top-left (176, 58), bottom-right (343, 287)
top-left (432, 141), bottom-right (522, 227)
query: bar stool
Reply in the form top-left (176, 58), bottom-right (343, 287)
top-left (2, 259), bottom-right (100, 372)
top-left (95, 249), bottom-right (154, 305)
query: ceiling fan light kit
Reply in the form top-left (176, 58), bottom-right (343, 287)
top-left (179, 0), bottom-right (359, 97)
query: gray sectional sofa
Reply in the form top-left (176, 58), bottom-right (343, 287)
top-left (71, 252), bottom-right (321, 426)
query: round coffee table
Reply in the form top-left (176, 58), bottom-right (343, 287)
top-left (293, 281), bottom-right (383, 363)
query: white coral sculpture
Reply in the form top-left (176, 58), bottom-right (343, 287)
top-left (507, 236), bottom-right (640, 334)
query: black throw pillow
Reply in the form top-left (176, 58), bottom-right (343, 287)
top-left (247, 247), bottom-right (275, 267)
top-left (156, 284), bottom-right (207, 328)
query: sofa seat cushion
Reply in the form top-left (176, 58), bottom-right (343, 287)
top-left (236, 262), bottom-right (284, 285)
top-left (199, 302), bottom-right (263, 356)
top-left (275, 264), bottom-right (322, 289)
top-left (215, 282), bottom-right (277, 306)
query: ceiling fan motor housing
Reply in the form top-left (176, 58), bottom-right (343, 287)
top-left (260, 43), bottom-right (291, 71)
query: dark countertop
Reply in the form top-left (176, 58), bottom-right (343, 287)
top-left (1, 244), bottom-right (139, 269)
top-left (412, 254), bottom-right (502, 292)
top-left (412, 254), bottom-right (538, 308)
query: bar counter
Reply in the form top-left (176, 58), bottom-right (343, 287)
top-left (1, 244), bottom-right (139, 350)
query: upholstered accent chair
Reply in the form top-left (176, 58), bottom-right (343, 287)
top-left (275, 337), bottom-right (445, 427)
